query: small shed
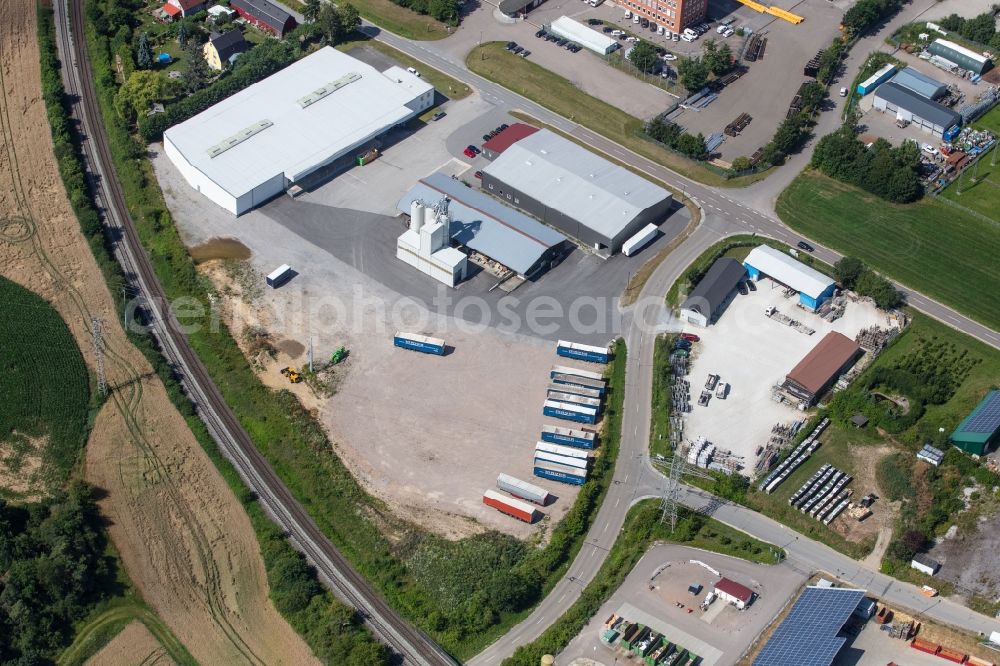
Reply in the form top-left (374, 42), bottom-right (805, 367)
top-left (850, 414), bottom-right (869, 428)
top-left (911, 553), bottom-right (940, 576)
top-left (715, 577), bottom-right (755, 609)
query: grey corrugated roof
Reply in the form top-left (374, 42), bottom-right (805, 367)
top-left (396, 172), bottom-right (566, 275)
top-left (891, 68), bottom-right (946, 99)
top-left (875, 82), bottom-right (962, 128)
top-left (482, 129), bottom-right (672, 240)
top-left (681, 258), bottom-right (745, 317)
top-left (230, 0), bottom-right (292, 31)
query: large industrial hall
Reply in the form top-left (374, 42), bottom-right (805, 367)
top-left (480, 129), bottom-right (673, 254)
top-left (164, 46), bottom-right (434, 215)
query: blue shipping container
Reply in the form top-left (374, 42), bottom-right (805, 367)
top-left (393, 332), bottom-right (445, 355)
top-left (543, 403), bottom-right (597, 425)
top-left (557, 346), bottom-right (610, 364)
top-left (541, 429), bottom-right (596, 449)
top-left (534, 464), bottom-right (586, 486)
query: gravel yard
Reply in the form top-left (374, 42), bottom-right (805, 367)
top-left (681, 282), bottom-right (886, 471)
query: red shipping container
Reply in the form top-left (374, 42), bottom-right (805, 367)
top-left (937, 647), bottom-right (967, 664)
top-left (967, 657), bottom-right (995, 666)
top-left (483, 490), bottom-right (539, 523)
top-left (911, 638), bottom-right (940, 655)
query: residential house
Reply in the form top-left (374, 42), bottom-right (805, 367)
top-left (203, 30), bottom-right (249, 70)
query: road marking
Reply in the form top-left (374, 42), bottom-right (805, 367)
top-left (624, 473), bottom-right (629, 484)
top-left (615, 496), bottom-right (621, 507)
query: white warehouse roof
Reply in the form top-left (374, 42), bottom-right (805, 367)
top-left (164, 47), bottom-right (433, 204)
top-left (933, 39), bottom-right (989, 65)
top-left (548, 16), bottom-right (618, 55)
top-left (482, 129), bottom-right (671, 241)
top-left (743, 245), bottom-right (834, 299)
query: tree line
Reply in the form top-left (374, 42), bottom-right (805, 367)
top-left (841, 0), bottom-right (906, 39)
top-left (811, 127), bottom-right (924, 203)
top-left (938, 12), bottom-right (1000, 50)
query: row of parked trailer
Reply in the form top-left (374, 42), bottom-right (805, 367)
top-left (482, 473), bottom-right (555, 523)
top-left (757, 417), bottom-right (829, 494)
top-left (602, 615), bottom-right (700, 666)
top-left (485, 343), bottom-right (611, 522)
top-left (787, 462), bottom-right (854, 524)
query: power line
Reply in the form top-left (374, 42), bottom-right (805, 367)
top-left (652, 454), bottom-right (713, 532)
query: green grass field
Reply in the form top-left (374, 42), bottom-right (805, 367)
top-left (0, 276), bottom-right (90, 497)
top-left (940, 104), bottom-right (1000, 220)
top-left (777, 170), bottom-right (1000, 332)
top-left (349, 0), bottom-right (452, 40)
top-left (466, 43), bottom-right (767, 188)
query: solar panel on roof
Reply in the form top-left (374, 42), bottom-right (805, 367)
top-left (962, 392), bottom-right (1000, 433)
top-left (753, 587), bottom-right (865, 666)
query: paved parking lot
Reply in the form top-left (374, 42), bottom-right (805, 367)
top-left (661, 0), bottom-right (844, 162)
top-left (681, 278), bottom-right (886, 470)
top-left (561, 545), bottom-right (806, 666)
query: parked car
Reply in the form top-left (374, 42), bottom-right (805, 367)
top-left (463, 148), bottom-right (475, 158)
top-left (672, 33), bottom-right (679, 41)
top-left (467, 144), bottom-right (480, 154)
top-left (675, 339), bottom-right (692, 349)
top-left (746, 279), bottom-right (756, 291)
top-left (680, 33), bottom-right (694, 42)
top-left (603, 26), bottom-right (613, 32)
top-left (406, 67), bottom-right (421, 77)
top-left (499, 123), bottom-right (509, 130)
top-left (506, 41), bottom-right (516, 50)
top-left (520, 49), bottom-right (531, 57)
top-left (839, 87), bottom-right (848, 97)
top-left (482, 134), bottom-right (491, 141)
top-left (640, 17), bottom-right (649, 27)
top-left (680, 333), bottom-right (700, 342)
top-left (535, 29), bottom-right (546, 38)
top-left (431, 111), bottom-right (446, 121)
top-left (662, 53), bottom-right (677, 60)
top-left (513, 45), bottom-right (523, 54)
top-left (716, 24), bottom-right (728, 34)
top-left (738, 281), bottom-right (749, 295)
top-left (474, 170), bottom-right (482, 179)
top-left (587, 18), bottom-right (601, 25)
top-left (557, 38), bottom-right (568, 46)
top-left (921, 143), bottom-right (939, 156)
top-left (624, 9), bottom-right (631, 18)
top-left (797, 241), bottom-right (814, 252)
top-left (723, 28), bottom-right (734, 37)
top-left (633, 15), bottom-right (640, 23)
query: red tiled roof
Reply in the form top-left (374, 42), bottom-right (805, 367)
top-left (715, 577), bottom-right (754, 602)
top-left (162, 3), bottom-right (182, 16)
top-left (173, 0), bottom-right (205, 10)
top-left (483, 123), bottom-right (539, 154)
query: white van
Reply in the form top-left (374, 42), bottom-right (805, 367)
top-left (680, 33), bottom-right (694, 42)
top-left (406, 67), bottom-right (421, 77)
top-left (683, 27), bottom-right (697, 37)
top-left (624, 10), bottom-right (631, 18)
top-left (633, 15), bottom-right (640, 23)
top-left (657, 25), bottom-right (665, 35)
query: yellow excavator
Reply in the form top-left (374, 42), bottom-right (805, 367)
top-left (280, 366), bottom-right (303, 383)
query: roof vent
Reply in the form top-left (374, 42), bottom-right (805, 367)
top-left (525, 160), bottom-right (533, 166)
top-left (540, 149), bottom-right (548, 155)
top-left (589, 173), bottom-right (595, 178)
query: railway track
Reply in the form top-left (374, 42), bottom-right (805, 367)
top-left (54, 3), bottom-right (455, 664)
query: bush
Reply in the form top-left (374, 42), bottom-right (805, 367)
top-left (841, 0), bottom-right (906, 38)
top-left (645, 115), bottom-right (707, 160)
top-left (811, 128), bottom-right (923, 203)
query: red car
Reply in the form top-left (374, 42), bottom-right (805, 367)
top-left (463, 148), bottom-right (475, 158)
top-left (474, 170), bottom-right (482, 179)
top-left (680, 333), bottom-right (700, 342)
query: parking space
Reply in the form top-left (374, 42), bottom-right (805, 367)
top-left (681, 280), bottom-right (885, 470)
top-left (560, 545), bottom-right (806, 666)
top-left (656, 0), bottom-right (844, 162)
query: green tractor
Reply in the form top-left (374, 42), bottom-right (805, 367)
top-left (330, 346), bottom-right (348, 364)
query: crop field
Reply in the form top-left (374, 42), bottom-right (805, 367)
top-left (0, 275), bottom-right (89, 498)
top-left (777, 170), bottom-right (1000, 332)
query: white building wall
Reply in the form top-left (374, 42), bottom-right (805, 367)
top-left (164, 134), bottom-right (239, 214)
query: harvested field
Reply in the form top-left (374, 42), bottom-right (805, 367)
top-left (0, 1), bottom-right (316, 663)
top-left (85, 622), bottom-right (174, 666)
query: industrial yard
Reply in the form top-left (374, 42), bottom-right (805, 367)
top-left (560, 545), bottom-right (805, 666)
top-left (679, 277), bottom-right (887, 470)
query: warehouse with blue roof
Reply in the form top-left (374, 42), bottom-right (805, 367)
top-left (874, 82), bottom-right (962, 138)
top-left (397, 172), bottom-right (568, 280)
top-left (891, 67), bottom-right (947, 100)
